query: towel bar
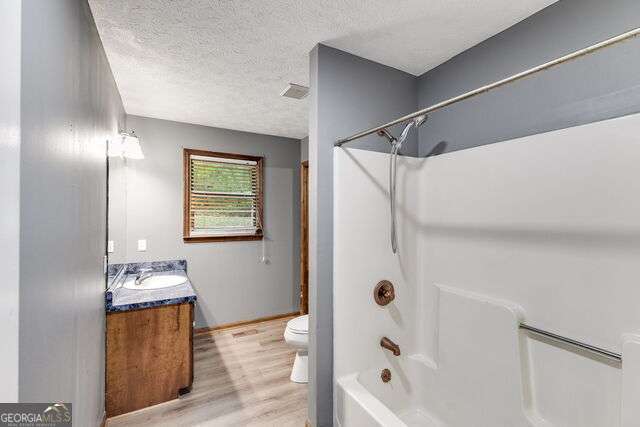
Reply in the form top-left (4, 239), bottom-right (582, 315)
top-left (519, 323), bottom-right (622, 362)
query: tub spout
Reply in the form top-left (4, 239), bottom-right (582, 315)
top-left (380, 337), bottom-right (401, 356)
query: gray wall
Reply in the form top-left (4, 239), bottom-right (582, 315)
top-left (308, 44), bottom-right (417, 426)
top-left (301, 136), bottom-right (309, 162)
top-left (0, 0), bottom-right (21, 402)
top-left (19, 1), bottom-right (125, 425)
top-left (323, 48), bottom-right (419, 156)
top-left (109, 115), bottom-right (301, 328)
top-left (417, 0), bottom-right (640, 156)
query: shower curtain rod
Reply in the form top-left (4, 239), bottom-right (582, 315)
top-left (335, 27), bottom-right (640, 147)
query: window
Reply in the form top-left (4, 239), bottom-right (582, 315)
top-left (183, 149), bottom-right (263, 242)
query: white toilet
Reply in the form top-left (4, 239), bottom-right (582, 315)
top-left (284, 314), bottom-right (309, 383)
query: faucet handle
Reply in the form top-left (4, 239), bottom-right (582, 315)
top-left (374, 280), bottom-right (395, 306)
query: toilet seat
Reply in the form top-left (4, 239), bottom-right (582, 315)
top-left (286, 314), bottom-right (308, 334)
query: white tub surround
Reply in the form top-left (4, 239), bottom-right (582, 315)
top-left (334, 113), bottom-right (640, 426)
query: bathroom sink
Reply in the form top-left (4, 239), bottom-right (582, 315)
top-left (123, 274), bottom-right (187, 290)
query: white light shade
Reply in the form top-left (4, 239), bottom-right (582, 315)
top-left (109, 131), bottom-right (144, 159)
top-left (121, 133), bottom-right (144, 159)
top-left (107, 138), bottom-right (122, 157)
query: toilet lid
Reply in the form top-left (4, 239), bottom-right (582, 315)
top-left (287, 315), bottom-right (308, 334)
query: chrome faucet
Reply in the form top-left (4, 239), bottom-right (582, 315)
top-left (134, 269), bottom-right (153, 286)
top-left (380, 337), bottom-right (401, 356)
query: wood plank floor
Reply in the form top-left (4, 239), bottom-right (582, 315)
top-left (107, 316), bottom-right (307, 427)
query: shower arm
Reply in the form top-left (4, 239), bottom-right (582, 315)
top-left (376, 128), bottom-right (397, 144)
top-left (334, 27), bottom-right (640, 147)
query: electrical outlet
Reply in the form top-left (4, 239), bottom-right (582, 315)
top-left (137, 239), bottom-right (147, 251)
top-left (107, 240), bottom-right (115, 253)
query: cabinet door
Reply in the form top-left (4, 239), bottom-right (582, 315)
top-left (106, 303), bottom-right (193, 417)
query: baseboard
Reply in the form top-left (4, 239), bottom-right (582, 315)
top-left (194, 311), bottom-right (299, 334)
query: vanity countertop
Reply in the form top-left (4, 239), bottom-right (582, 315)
top-left (106, 260), bottom-right (197, 312)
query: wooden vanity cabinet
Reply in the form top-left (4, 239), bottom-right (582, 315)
top-left (106, 302), bottom-right (194, 417)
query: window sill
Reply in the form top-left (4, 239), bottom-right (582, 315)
top-left (183, 233), bottom-right (263, 243)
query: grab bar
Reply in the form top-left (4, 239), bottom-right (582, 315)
top-left (519, 323), bottom-right (622, 362)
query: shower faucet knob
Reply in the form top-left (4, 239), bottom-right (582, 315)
top-left (374, 280), bottom-right (395, 306)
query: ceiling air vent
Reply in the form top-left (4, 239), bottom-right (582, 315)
top-left (280, 83), bottom-right (309, 100)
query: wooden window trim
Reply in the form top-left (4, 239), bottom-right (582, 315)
top-left (183, 148), bottom-right (264, 243)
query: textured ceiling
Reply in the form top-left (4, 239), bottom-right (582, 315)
top-left (89, 0), bottom-right (556, 139)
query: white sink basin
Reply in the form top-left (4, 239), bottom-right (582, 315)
top-left (123, 273), bottom-right (187, 290)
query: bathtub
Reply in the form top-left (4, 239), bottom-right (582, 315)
top-left (333, 283), bottom-right (557, 427)
top-left (336, 356), bottom-right (444, 427)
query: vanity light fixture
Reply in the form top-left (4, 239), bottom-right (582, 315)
top-left (108, 130), bottom-right (145, 159)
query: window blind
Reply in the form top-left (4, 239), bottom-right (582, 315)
top-left (188, 154), bottom-right (262, 236)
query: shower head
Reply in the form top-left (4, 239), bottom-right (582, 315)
top-left (398, 114), bottom-right (428, 145)
top-left (376, 115), bottom-right (427, 148)
top-left (385, 114), bottom-right (428, 255)
top-left (413, 114), bottom-right (428, 127)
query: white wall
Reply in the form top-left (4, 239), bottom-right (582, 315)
top-left (109, 115), bottom-right (301, 328)
top-left (334, 113), bottom-right (640, 426)
top-left (0, 0), bottom-right (21, 402)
